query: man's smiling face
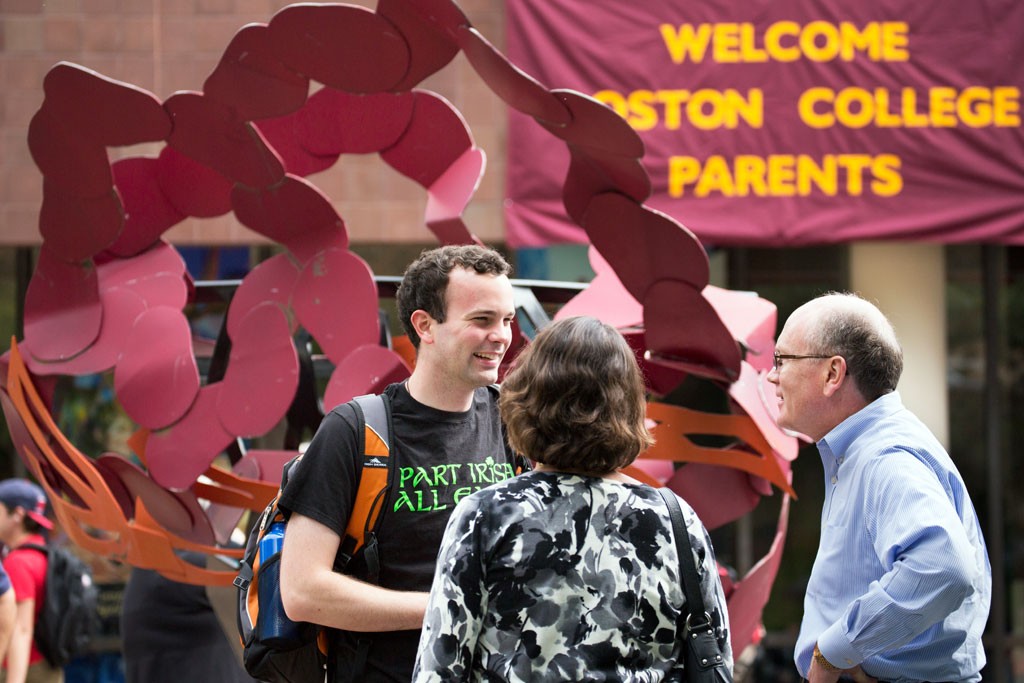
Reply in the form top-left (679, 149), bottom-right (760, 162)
top-left (429, 266), bottom-right (515, 393)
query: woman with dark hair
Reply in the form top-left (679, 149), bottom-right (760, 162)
top-left (413, 316), bottom-right (732, 681)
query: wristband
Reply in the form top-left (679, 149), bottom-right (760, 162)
top-left (813, 644), bottom-right (842, 673)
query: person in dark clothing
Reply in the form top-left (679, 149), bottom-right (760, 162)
top-left (120, 551), bottom-right (256, 683)
top-left (279, 245), bottom-right (524, 682)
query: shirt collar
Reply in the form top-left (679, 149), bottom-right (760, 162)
top-left (818, 391), bottom-right (904, 465)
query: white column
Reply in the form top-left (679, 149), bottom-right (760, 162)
top-left (849, 242), bottom-right (948, 447)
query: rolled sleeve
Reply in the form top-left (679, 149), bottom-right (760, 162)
top-left (817, 622), bottom-right (863, 670)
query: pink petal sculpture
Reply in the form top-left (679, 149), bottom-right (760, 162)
top-left (1, 0), bottom-right (799, 656)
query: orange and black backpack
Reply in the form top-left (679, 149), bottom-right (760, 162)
top-left (234, 393), bottom-right (394, 683)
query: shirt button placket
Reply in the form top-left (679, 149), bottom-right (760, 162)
top-left (830, 455), bottom-right (843, 485)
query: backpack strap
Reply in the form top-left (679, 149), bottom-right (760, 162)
top-left (328, 393), bottom-right (394, 682)
top-left (336, 393), bottom-right (394, 580)
top-left (18, 543), bottom-right (47, 556)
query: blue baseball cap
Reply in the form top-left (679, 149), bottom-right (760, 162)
top-left (0, 479), bottom-right (53, 530)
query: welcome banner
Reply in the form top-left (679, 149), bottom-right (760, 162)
top-left (505, 1), bottom-right (1024, 247)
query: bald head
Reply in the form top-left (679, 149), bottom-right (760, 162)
top-left (794, 293), bottom-right (903, 402)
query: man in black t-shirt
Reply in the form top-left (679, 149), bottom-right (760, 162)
top-left (279, 245), bottom-right (523, 682)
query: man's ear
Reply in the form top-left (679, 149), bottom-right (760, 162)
top-left (410, 310), bottom-right (434, 346)
top-left (822, 356), bottom-right (848, 397)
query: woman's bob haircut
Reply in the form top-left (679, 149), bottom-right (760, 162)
top-left (499, 316), bottom-right (653, 475)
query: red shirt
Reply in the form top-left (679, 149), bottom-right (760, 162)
top-left (4, 534), bottom-right (49, 666)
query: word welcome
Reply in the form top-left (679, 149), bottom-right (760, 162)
top-left (659, 21), bottom-right (909, 64)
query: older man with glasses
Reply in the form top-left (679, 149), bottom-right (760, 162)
top-left (767, 292), bottom-right (991, 683)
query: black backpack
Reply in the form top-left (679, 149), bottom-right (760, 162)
top-left (234, 394), bottom-right (395, 683)
top-left (21, 543), bottom-right (101, 668)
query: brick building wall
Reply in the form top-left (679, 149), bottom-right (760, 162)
top-left (0, 0), bottom-right (510, 247)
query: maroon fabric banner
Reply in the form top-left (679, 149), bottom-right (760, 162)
top-left (505, 1), bottom-right (1024, 247)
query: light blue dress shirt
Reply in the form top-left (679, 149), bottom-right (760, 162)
top-left (794, 392), bottom-right (991, 683)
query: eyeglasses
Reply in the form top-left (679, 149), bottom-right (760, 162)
top-left (772, 352), bottom-right (833, 370)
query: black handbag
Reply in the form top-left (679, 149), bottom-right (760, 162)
top-left (658, 487), bottom-right (734, 683)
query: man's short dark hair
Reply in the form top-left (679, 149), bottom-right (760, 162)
top-left (811, 293), bottom-right (903, 402)
top-left (396, 245), bottom-right (512, 348)
top-left (0, 501), bottom-right (46, 535)
top-left (499, 316), bottom-right (654, 474)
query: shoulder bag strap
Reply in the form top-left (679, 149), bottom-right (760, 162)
top-left (657, 487), bottom-right (710, 627)
top-left (658, 487), bottom-right (732, 681)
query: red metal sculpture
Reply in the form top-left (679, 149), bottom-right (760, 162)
top-left (0, 1), bottom-right (797, 657)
